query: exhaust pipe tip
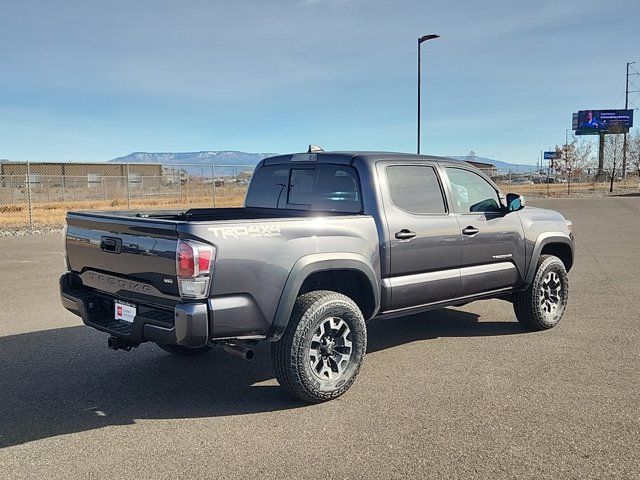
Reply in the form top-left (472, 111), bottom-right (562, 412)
top-left (222, 343), bottom-right (255, 361)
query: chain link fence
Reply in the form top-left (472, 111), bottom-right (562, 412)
top-left (482, 168), bottom-right (639, 198)
top-left (0, 162), bottom-right (255, 231)
top-left (1, 161), bottom-right (639, 232)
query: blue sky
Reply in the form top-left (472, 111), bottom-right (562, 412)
top-left (1, 0), bottom-right (638, 164)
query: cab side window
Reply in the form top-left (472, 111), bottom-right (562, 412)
top-left (387, 165), bottom-right (446, 214)
top-left (446, 167), bottom-right (501, 213)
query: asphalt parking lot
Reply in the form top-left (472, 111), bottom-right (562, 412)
top-left (0, 197), bottom-right (638, 479)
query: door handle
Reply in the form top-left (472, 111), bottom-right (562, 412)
top-left (462, 226), bottom-right (480, 236)
top-left (395, 229), bottom-right (417, 240)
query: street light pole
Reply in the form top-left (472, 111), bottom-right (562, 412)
top-left (417, 34), bottom-right (440, 154)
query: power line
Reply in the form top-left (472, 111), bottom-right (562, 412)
top-left (622, 61), bottom-right (638, 178)
top-left (611, 92), bottom-right (625, 108)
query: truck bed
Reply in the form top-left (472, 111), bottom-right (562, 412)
top-left (64, 205), bottom-right (378, 342)
top-left (64, 206), bottom-right (372, 305)
top-left (77, 206), bottom-right (356, 223)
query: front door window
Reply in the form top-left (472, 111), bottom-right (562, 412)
top-left (446, 168), bottom-right (501, 213)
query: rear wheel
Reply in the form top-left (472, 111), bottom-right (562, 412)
top-left (155, 343), bottom-right (212, 356)
top-left (272, 290), bottom-right (367, 403)
top-left (513, 254), bottom-right (569, 330)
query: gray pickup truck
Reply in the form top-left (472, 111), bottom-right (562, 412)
top-left (60, 150), bottom-right (574, 403)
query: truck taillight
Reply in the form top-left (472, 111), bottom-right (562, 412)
top-left (198, 248), bottom-right (212, 272)
top-left (177, 241), bottom-right (195, 277)
top-left (176, 239), bottom-right (216, 299)
top-left (62, 224), bottom-right (70, 272)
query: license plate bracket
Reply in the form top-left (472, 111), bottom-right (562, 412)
top-left (114, 301), bottom-right (136, 323)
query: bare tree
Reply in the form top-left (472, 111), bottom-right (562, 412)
top-left (554, 138), bottom-right (594, 194)
top-left (603, 134), bottom-right (625, 193)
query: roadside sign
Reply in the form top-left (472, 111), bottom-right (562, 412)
top-left (574, 109), bottom-right (634, 135)
top-left (543, 151), bottom-right (559, 160)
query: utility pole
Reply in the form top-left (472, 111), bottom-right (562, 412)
top-left (417, 34), bottom-right (440, 154)
top-left (565, 128), bottom-right (571, 195)
top-left (597, 132), bottom-right (605, 180)
top-left (622, 61), bottom-right (637, 179)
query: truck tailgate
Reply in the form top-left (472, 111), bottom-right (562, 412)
top-left (65, 212), bottom-right (181, 300)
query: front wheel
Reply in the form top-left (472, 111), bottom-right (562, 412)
top-left (271, 290), bottom-right (367, 403)
top-left (513, 254), bottom-right (569, 330)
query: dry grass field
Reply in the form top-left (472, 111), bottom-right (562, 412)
top-left (494, 178), bottom-right (639, 196)
top-left (0, 190), bottom-right (246, 229)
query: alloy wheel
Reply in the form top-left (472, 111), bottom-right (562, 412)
top-left (308, 317), bottom-right (353, 380)
top-left (540, 271), bottom-right (563, 319)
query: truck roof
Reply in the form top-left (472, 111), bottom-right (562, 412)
top-left (260, 151), bottom-right (466, 168)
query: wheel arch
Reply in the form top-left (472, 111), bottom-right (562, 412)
top-left (521, 232), bottom-right (574, 289)
top-left (269, 253), bottom-right (380, 341)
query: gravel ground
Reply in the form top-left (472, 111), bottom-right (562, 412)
top-left (0, 197), bottom-right (638, 479)
top-left (0, 227), bottom-right (63, 237)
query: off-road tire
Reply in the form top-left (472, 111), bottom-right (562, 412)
top-left (156, 343), bottom-right (212, 356)
top-left (272, 290), bottom-right (367, 403)
top-left (513, 254), bottom-right (569, 331)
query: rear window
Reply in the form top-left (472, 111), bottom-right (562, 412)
top-left (245, 164), bottom-right (362, 213)
top-left (244, 165), bottom-right (290, 208)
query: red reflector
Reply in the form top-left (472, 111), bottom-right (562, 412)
top-left (198, 248), bottom-right (212, 272)
top-left (177, 241), bottom-right (195, 277)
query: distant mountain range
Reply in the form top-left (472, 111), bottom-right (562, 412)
top-left (108, 151), bottom-right (539, 174)
top-left (447, 155), bottom-right (539, 173)
top-left (109, 151), bottom-right (276, 176)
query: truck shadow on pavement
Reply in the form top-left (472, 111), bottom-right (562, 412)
top-left (0, 308), bottom-right (527, 448)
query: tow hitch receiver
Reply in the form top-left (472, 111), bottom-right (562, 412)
top-left (107, 336), bottom-right (140, 352)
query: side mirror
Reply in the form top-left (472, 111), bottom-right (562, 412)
top-left (506, 193), bottom-right (525, 212)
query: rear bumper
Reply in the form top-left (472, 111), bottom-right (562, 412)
top-left (60, 272), bottom-right (209, 347)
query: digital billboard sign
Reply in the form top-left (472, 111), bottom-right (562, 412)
top-left (573, 109), bottom-right (633, 135)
